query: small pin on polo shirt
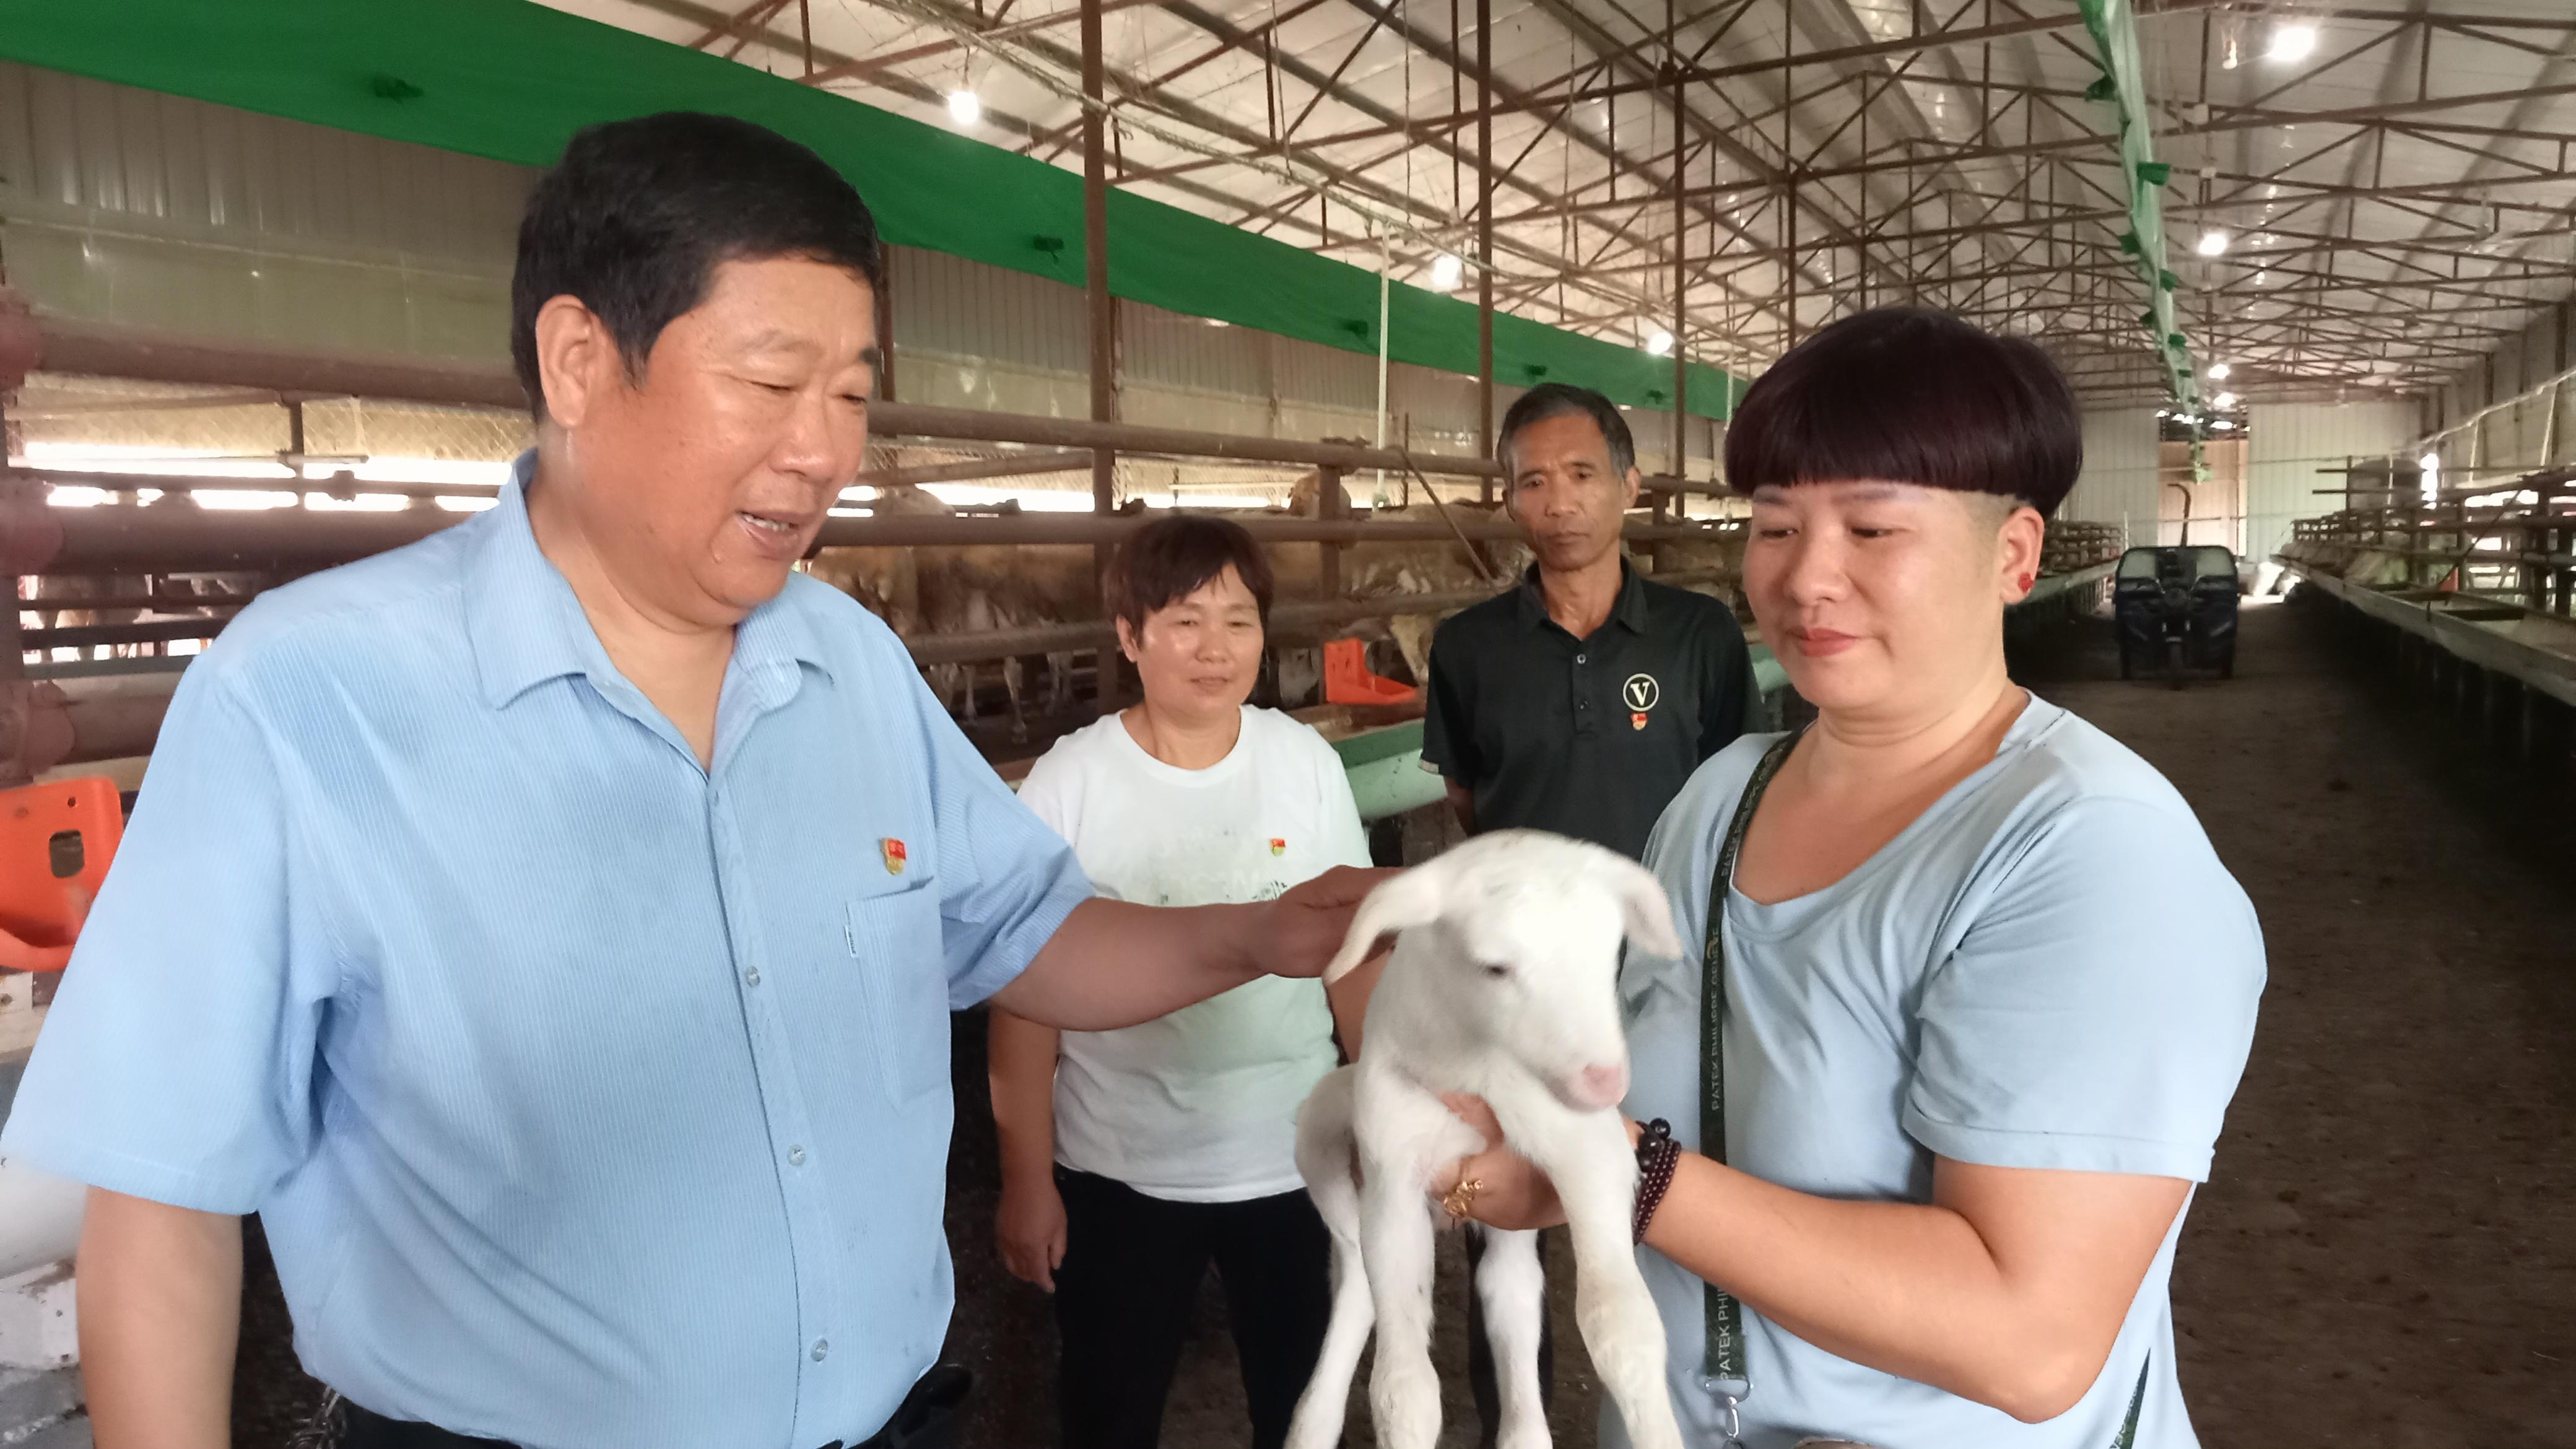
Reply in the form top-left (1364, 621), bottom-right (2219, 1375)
top-left (881, 837), bottom-right (908, 875)
top-left (1631, 711), bottom-right (1650, 730)
top-left (1269, 837), bottom-right (1287, 856)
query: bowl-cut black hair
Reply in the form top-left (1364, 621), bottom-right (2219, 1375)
top-left (510, 111), bottom-right (885, 420)
top-left (1723, 307), bottom-right (2082, 516)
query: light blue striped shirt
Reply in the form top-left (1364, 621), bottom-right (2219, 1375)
top-left (2, 458), bottom-right (1094, 1449)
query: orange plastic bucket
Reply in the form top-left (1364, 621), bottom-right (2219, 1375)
top-left (0, 777), bottom-right (124, 972)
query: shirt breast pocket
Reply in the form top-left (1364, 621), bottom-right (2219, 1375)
top-left (847, 868), bottom-right (950, 1106)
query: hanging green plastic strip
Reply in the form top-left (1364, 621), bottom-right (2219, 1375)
top-left (2077, 0), bottom-right (2201, 410)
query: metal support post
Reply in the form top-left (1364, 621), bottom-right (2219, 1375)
top-left (874, 258), bottom-right (899, 404)
top-left (1666, 0), bottom-right (1686, 480)
top-left (1082, 0), bottom-right (1118, 708)
top-left (1, 290), bottom-right (37, 789)
top-left (1475, 0), bottom-right (1495, 497)
top-left (1316, 466), bottom-right (1346, 606)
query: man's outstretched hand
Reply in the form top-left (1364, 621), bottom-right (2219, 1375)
top-left (999, 867), bottom-right (1403, 1032)
top-left (1252, 866), bottom-right (1401, 979)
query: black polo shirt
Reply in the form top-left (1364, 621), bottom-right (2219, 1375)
top-left (1421, 562), bottom-right (1762, 860)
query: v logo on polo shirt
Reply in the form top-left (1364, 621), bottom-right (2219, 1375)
top-left (1624, 672), bottom-right (1660, 731)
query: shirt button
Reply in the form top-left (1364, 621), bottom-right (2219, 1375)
top-left (788, 1146), bottom-right (807, 1167)
top-left (812, 1339), bottom-right (830, 1362)
top-left (744, 967), bottom-right (762, 987)
top-left (1575, 653), bottom-right (1588, 664)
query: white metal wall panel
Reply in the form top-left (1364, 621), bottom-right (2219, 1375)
top-left (2431, 303), bottom-right (2575, 477)
top-left (2245, 401), bottom-right (2414, 564)
top-left (0, 60), bottom-right (525, 357)
top-left (0, 58), bottom-right (1647, 471)
top-left (0, 61), bottom-right (526, 263)
top-left (2066, 407), bottom-right (2160, 541)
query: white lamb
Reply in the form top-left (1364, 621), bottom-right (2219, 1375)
top-left (1285, 829), bottom-right (1687, 1449)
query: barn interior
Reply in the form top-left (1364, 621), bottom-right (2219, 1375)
top-left (1, 0), bottom-right (2572, 1445)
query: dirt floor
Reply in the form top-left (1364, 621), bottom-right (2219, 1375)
top-left (232, 591), bottom-right (2576, 1447)
top-left (2032, 595), bottom-right (2576, 1448)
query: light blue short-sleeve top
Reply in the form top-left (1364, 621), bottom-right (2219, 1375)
top-left (1610, 696), bottom-right (2265, 1449)
top-left (0, 456), bottom-right (1095, 1449)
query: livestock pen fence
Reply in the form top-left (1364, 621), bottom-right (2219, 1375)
top-left (0, 303), bottom-right (1749, 785)
top-left (2, 302), bottom-right (2133, 787)
top-left (2278, 456), bottom-right (2576, 768)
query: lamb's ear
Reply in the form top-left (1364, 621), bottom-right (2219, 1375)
top-left (1604, 858), bottom-right (1684, 961)
top-left (1320, 866), bottom-right (1446, 985)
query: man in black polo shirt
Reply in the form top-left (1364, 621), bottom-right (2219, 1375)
top-left (1425, 383), bottom-right (1762, 859)
top-left (1421, 381), bottom-right (1761, 1449)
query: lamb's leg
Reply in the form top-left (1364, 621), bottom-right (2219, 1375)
top-left (1508, 1105), bottom-right (1684, 1449)
top-left (1003, 655), bottom-right (1029, 742)
top-left (1472, 1226), bottom-right (1551, 1449)
top-left (1286, 1070), bottom-right (1372, 1449)
top-left (1349, 1076), bottom-right (1484, 1449)
top-left (1356, 1155), bottom-right (1442, 1449)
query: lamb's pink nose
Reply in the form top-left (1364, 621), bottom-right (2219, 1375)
top-left (1570, 1062), bottom-right (1630, 1110)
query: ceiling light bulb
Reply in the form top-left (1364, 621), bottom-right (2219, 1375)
top-left (1645, 328), bottom-right (1674, 356)
top-left (1431, 253), bottom-right (1464, 290)
top-left (2266, 23), bottom-right (2317, 64)
top-left (2195, 230), bottom-right (2230, 257)
top-left (2206, 362), bottom-right (2232, 381)
top-left (2213, 391), bottom-right (2237, 409)
top-left (946, 89), bottom-right (982, 126)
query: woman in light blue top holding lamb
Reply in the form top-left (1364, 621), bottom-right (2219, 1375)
top-left (1440, 307), bottom-right (2265, 1449)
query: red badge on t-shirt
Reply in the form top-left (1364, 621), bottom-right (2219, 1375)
top-left (881, 837), bottom-right (908, 875)
top-left (1269, 837), bottom-right (1287, 856)
top-left (1630, 711), bottom-right (1650, 731)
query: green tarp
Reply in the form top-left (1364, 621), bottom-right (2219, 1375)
top-left (0, 0), bottom-right (1745, 418)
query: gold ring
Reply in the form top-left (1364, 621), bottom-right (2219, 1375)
top-left (1440, 1177), bottom-right (1484, 1224)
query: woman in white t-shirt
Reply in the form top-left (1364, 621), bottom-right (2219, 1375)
top-left (989, 514), bottom-right (1380, 1449)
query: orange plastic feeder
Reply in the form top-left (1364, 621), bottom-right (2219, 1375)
top-left (0, 776), bottom-right (124, 972)
top-left (1323, 638), bottom-right (1419, 706)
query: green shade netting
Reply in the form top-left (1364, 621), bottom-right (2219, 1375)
top-left (0, 0), bottom-right (1744, 419)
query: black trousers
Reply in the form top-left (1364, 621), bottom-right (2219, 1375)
top-left (1053, 1167), bottom-right (1333, 1449)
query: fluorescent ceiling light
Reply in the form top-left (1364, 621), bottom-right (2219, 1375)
top-left (946, 90), bottom-right (981, 126)
top-left (1645, 328), bottom-right (1674, 356)
top-left (2266, 23), bottom-right (2318, 64)
top-left (2206, 362), bottom-right (2232, 381)
top-left (1431, 253), bottom-right (1464, 290)
top-left (2195, 230), bottom-right (2230, 257)
top-left (2213, 391), bottom-right (2238, 409)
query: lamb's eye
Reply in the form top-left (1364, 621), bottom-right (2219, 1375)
top-left (1481, 962), bottom-right (1512, 980)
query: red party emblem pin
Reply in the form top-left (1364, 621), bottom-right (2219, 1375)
top-left (1269, 837), bottom-right (1287, 856)
top-left (881, 837), bottom-right (908, 875)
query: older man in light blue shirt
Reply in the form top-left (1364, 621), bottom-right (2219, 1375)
top-left (1, 114), bottom-right (1379, 1449)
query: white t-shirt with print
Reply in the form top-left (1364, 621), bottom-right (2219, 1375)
top-left (1015, 705), bottom-right (1373, 1203)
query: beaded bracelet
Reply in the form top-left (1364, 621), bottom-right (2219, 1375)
top-left (1632, 1117), bottom-right (1681, 1244)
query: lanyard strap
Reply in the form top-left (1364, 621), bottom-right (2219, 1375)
top-left (1694, 729), bottom-right (2157, 1448)
top-left (1699, 729), bottom-right (1801, 1391)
